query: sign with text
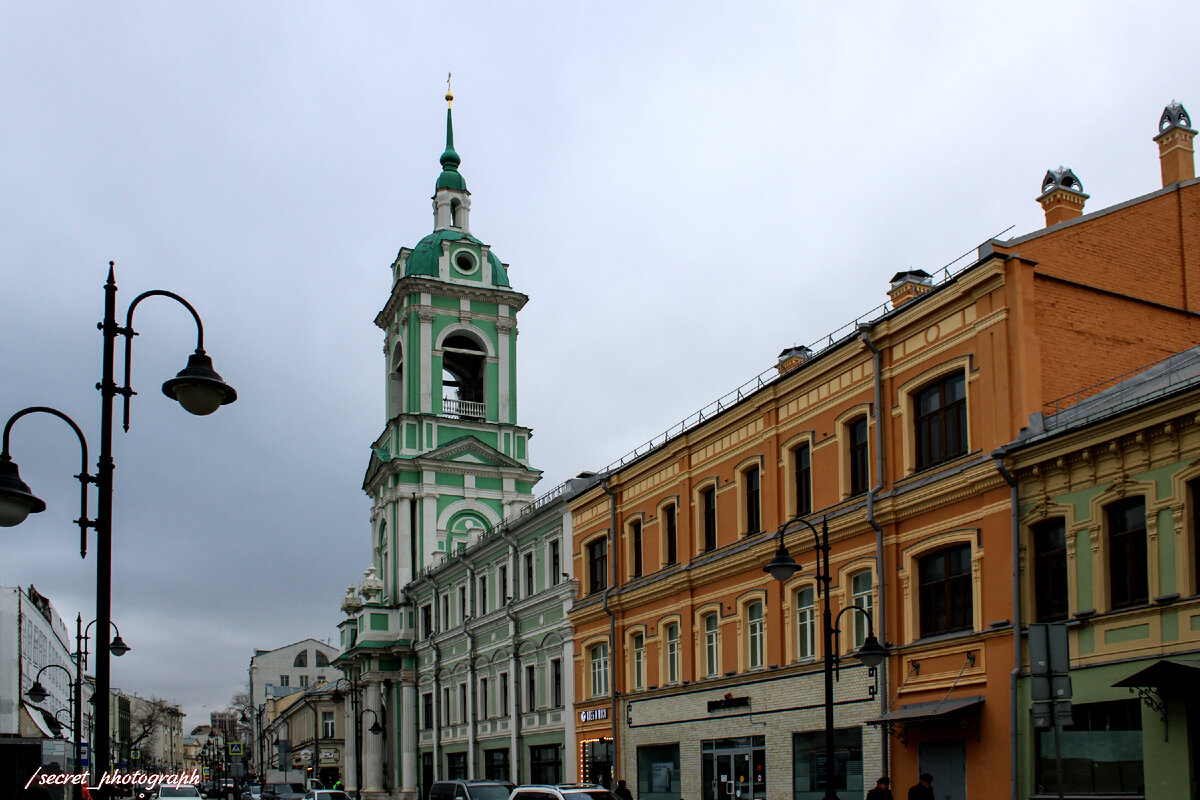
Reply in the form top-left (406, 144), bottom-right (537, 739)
top-left (579, 708), bottom-right (608, 722)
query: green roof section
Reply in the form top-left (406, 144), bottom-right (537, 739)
top-left (402, 230), bottom-right (511, 287)
top-left (436, 105), bottom-right (467, 191)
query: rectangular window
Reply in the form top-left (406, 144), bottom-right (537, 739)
top-left (459, 585), bottom-right (467, 621)
top-left (744, 466), bottom-right (761, 534)
top-left (704, 614), bottom-right (719, 677)
top-left (664, 504), bottom-right (678, 565)
top-left (1108, 497), bottom-right (1148, 609)
top-left (500, 671), bottom-right (510, 716)
top-left (590, 643), bottom-right (609, 697)
top-left (479, 676), bottom-right (489, 719)
top-left (588, 538), bottom-right (608, 595)
top-left (1035, 700), bottom-right (1143, 794)
top-left (321, 711), bottom-right (335, 739)
top-left (1033, 517), bottom-right (1069, 622)
top-left (850, 572), bottom-right (873, 649)
top-left (280, 675), bottom-right (289, 687)
top-left (500, 565), bottom-right (509, 605)
top-left (440, 594), bottom-right (449, 630)
top-left (637, 744), bottom-right (681, 800)
top-left (550, 540), bottom-right (561, 585)
top-left (632, 633), bottom-right (645, 690)
top-left (524, 552), bottom-right (535, 598)
top-left (631, 519), bottom-right (643, 578)
top-left (421, 692), bottom-right (433, 730)
top-left (792, 728), bottom-right (863, 795)
top-left (530, 744), bottom-right (563, 785)
top-left (918, 544), bottom-right (972, 637)
top-left (665, 624), bottom-right (680, 683)
top-left (478, 575), bottom-right (488, 616)
top-left (485, 748), bottom-right (511, 782)
top-left (796, 587), bottom-right (815, 660)
top-left (421, 604), bottom-right (433, 639)
top-left (747, 602), bottom-right (764, 670)
top-left (794, 444), bottom-right (812, 516)
top-left (551, 658), bottom-right (563, 707)
top-left (702, 487), bottom-right (717, 552)
top-left (447, 752), bottom-right (467, 780)
top-left (299, 675), bottom-right (309, 688)
top-left (849, 417), bottom-right (870, 496)
top-left (525, 665), bottom-right (537, 712)
top-left (459, 683), bottom-right (468, 723)
top-left (441, 687), bottom-right (451, 726)
top-left (914, 371), bottom-right (967, 470)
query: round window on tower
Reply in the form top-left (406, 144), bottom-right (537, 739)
top-left (454, 250), bottom-right (477, 275)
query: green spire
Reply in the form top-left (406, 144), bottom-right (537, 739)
top-left (436, 82), bottom-right (467, 191)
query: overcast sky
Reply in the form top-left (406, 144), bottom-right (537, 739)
top-left (2, 2), bottom-right (1197, 732)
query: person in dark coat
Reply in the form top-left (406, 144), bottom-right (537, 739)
top-left (614, 780), bottom-right (634, 800)
top-left (866, 776), bottom-right (894, 800)
top-left (907, 773), bottom-right (934, 800)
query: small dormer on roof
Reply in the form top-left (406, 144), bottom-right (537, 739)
top-left (1038, 166), bottom-right (1089, 227)
top-left (433, 77), bottom-right (472, 233)
top-left (777, 345), bottom-right (813, 375)
top-left (888, 268), bottom-right (933, 307)
top-left (1154, 100), bottom-right (1196, 186)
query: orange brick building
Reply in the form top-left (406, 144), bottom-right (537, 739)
top-left (567, 101), bottom-right (1199, 800)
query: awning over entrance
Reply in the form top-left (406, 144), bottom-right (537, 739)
top-left (866, 695), bottom-right (984, 724)
top-left (1112, 658), bottom-right (1200, 691)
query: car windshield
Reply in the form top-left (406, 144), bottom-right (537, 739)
top-left (467, 787), bottom-right (512, 800)
top-left (564, 792), bottom-right (618, 800)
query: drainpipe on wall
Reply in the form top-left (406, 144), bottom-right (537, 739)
top-left (859, 324), bottom-right (889, 776)
top-left (994, 452), bottom-right (1021, 800)
top-left (431, 640), bottom-right (442, 782)
top-left (503, 596), bottom-right (521, 783)
top-left (601, 478), bottom-right (620, 784)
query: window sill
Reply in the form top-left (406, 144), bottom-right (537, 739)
top-left (910, 628), bottom-right (976, 647)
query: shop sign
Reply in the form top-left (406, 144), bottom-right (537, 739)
top-left (579, 708), bottom-right (609, 722)
top-left (707, 694), bottom-right (750, 712)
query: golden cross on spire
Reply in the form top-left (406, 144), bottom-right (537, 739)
top-left (446, 72), bottom-right (454, 107)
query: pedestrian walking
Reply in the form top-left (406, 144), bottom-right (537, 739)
top-left (907, 773), bottom-right (934, 800)
top-left (614, 779), bottom-right (634, 800)
top-left (866, 776), bottom-right (894, 800)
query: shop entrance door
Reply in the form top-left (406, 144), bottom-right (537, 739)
top-left (702, 738), bottom-right (764, 800)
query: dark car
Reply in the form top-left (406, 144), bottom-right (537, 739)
top-left (429, 780), bottom-right (516, 800)
top-left (262, 784), bottom-right (306, 800)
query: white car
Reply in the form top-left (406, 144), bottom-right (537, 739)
top-left (303, 792), bottom-right (352, 800)
top-left (156, 787), bottom-right (206, 799)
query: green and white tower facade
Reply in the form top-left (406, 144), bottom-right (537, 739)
top-left (364, 87), bottom-right (542, 595)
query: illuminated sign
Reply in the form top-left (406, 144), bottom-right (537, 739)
top-left (579, 708), bottom-right (609, 722)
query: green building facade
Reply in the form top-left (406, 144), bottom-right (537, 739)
top-left (1001, 346), bottom-right (1200, 800)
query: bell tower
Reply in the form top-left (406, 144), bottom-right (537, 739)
top-left (363, 86), bottom-right (541, 599)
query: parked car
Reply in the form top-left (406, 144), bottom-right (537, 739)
top-left (302, 791), bottom-right (351, 800)
top-left (507, 785), bottom-right (618, 800)
top-left (155, 787), bottom-right (206, 799)
top-left (262, 784), bottom-right (306, 800)
top-left (241, 785), bottom-right (262, 800)
top-left (430, 780), bottom-right (517, 800)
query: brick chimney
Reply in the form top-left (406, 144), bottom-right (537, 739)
top-left (1038, 167), bottom-right (1088, 226)
top-left (777, 346), bottom-right (812, 375)
top-left (1154, 100), bottom-right (1196, 186)
top-left (888, 269), bottom-right (933, 307)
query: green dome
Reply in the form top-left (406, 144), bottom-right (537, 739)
top-left (403, 230), bottom-right (510, 287)
top-left (436, 169), bottom-right (467, 191)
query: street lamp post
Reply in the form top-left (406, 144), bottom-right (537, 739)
top-left (764, 515), bottom-right (887, 800)
top-left (0, 264), bottom-right (237, 795)
top-left (331, 676), bottom-right (382, 799)
top-left (25, 662), bottom-right (78, 767)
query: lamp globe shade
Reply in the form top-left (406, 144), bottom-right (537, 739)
top-left (763, 543), bottom-right (800, 582)
top-left (857, 634), bottom-right (888, 668)
top-left (162, 349), bottom-right (237, 416)
top-left (25, 680), bottom-right (50, 703)
top-left (0, 457), bottom-right (46, 527)
top-left (109, 634), bottom-right (131, 657)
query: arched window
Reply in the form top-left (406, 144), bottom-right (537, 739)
top-left (747, 602), bottom-right (764, 669)
top-left (703, 614), bottom-right (720, 678)
top-left (315, 651), bottom-right (329, 668)
top-left (1032, 517), bottom-right (1068, 622)
top-left (664, 624), bottom-right (680, 684)
top-left (795, 586), bottom-right (816, 660)
top-left (442, 333), bottom-right (486, 419)
top-left (849, 571), bottom-right (874, 649)
top-left (589, 642), bottom-right (609, 698)
top-left (389, 343), bottom-right (404, 419)
top-left (632, 634), bottom-right (645, 690)
top-left (918, 544), bottom-right (972, 637)
top-left (1107, 498), bottom-right (1148, 609)
top-left (293, 650), bottom-right (308, 668)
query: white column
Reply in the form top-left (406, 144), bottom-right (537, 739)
top-left (496, 316), bottom-right (513, 423)
top-left (419, 305), bottom-right (434, 414)
top-left (423, 494), bottom-right (439, 570)
top-left (363, 681), bottom-right (384, 793)
top-left (396, 497), bottom-right (413, 587)
top-left (401, 683), bottom-right (417, 796)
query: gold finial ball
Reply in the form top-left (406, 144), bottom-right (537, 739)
top-left (446, 91), bottom-right (454, 102)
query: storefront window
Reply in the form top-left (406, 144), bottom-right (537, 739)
top-left (702, 737), bottom-right (765, 800)
top-left (1035, 700), bottom-right (1143, 794)
top-left (637, 744), bottom-right (680, 800)
top-left (530, 744), bottom-right (562, 784)
top-left (484, 748), bottom-right (510, 781)
top-left (792, 728), bottom-right (862, 800)
top-left (447, 752), bottom-right (468, 780)
top-left (581, 738), bottom-right (614, 788)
